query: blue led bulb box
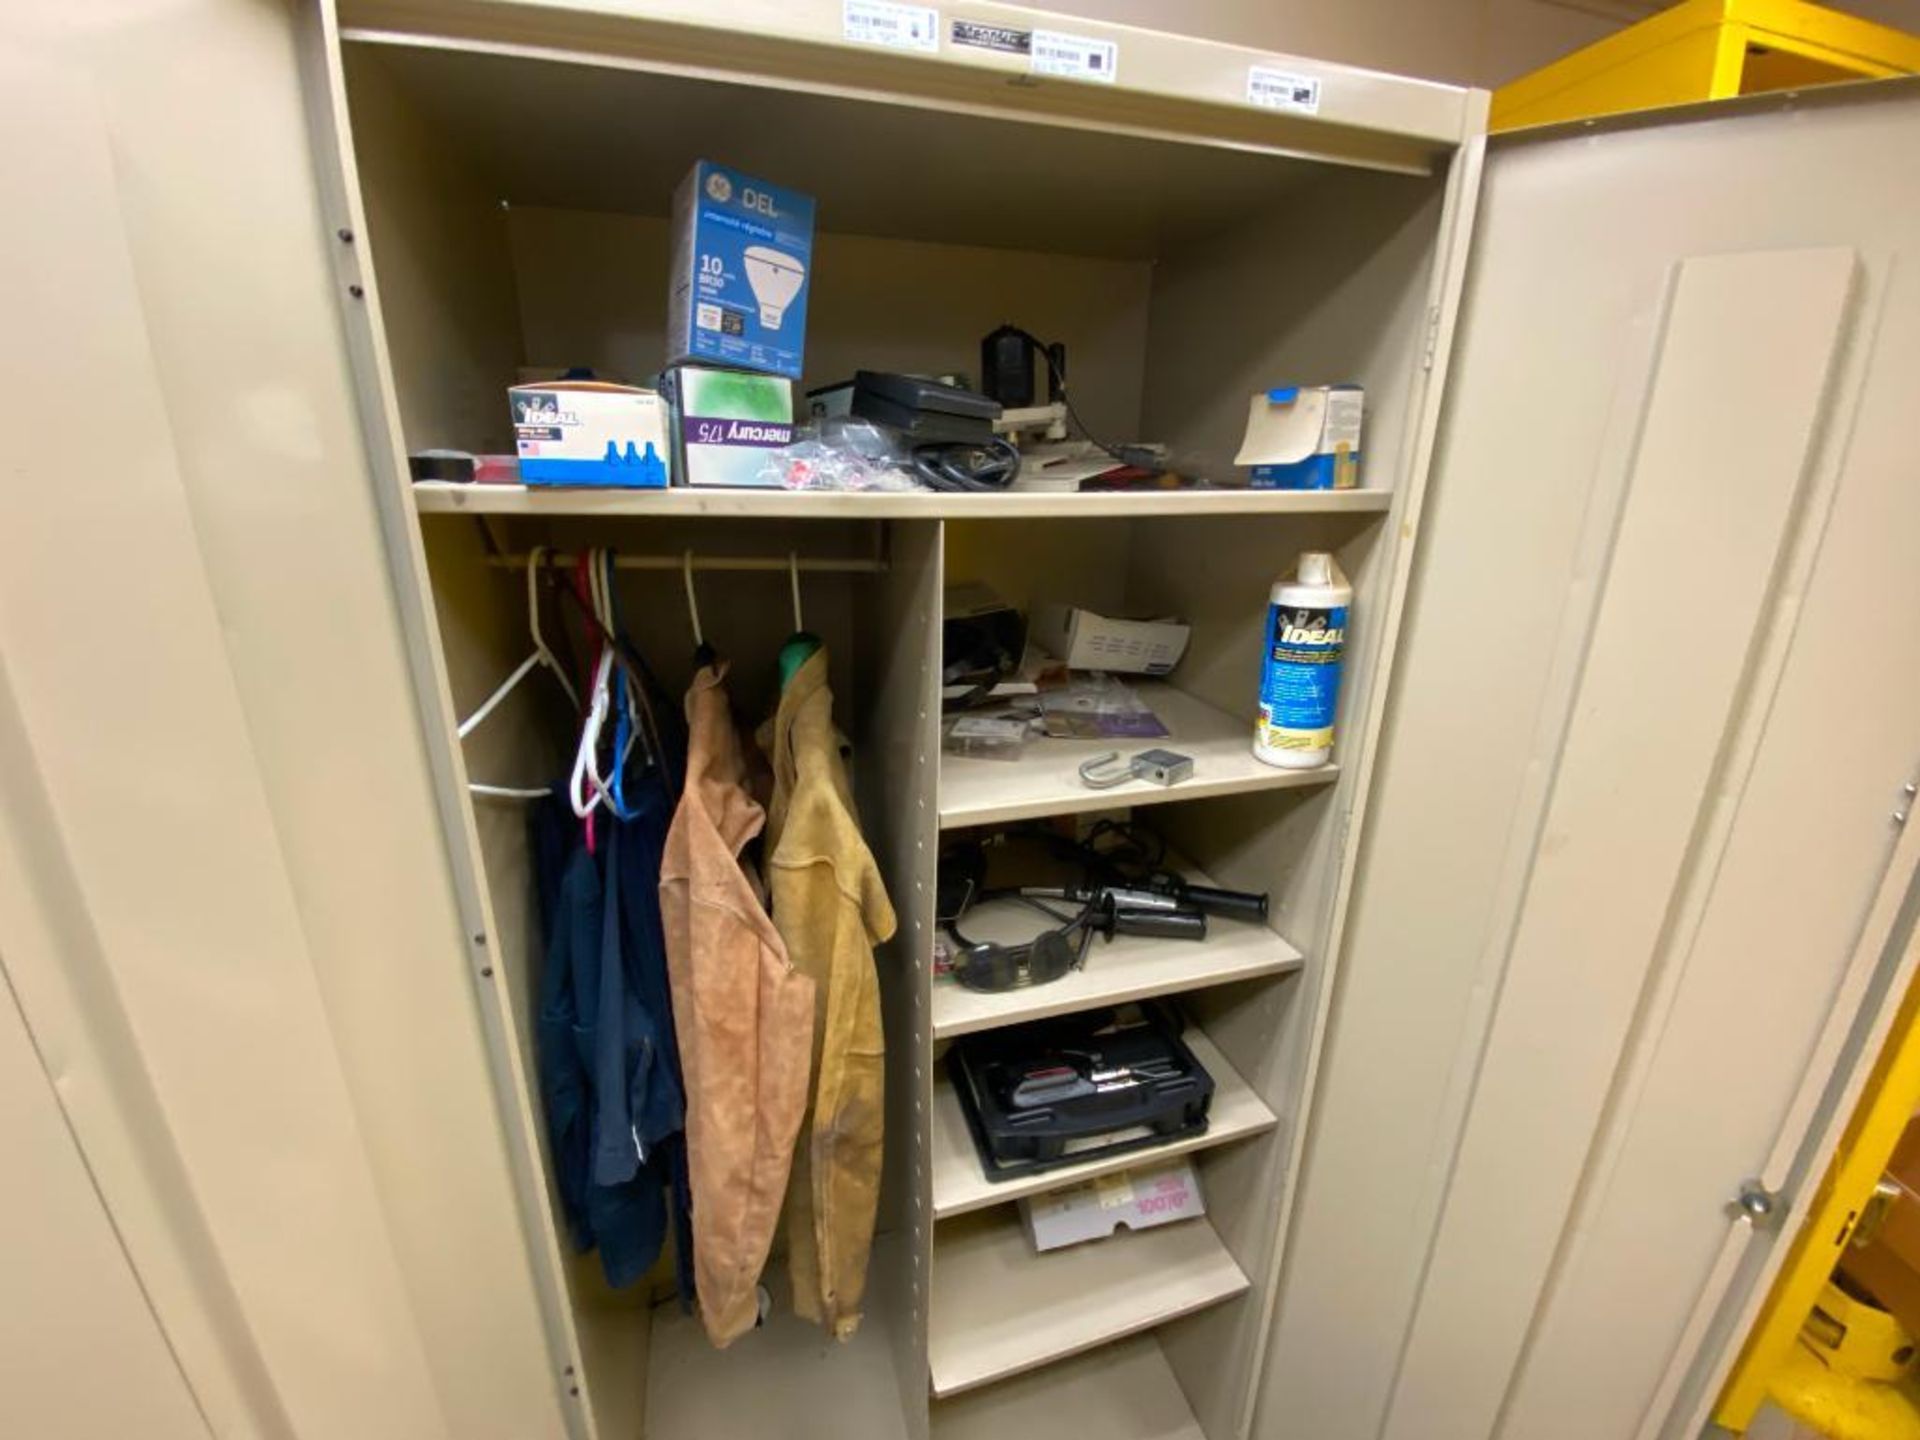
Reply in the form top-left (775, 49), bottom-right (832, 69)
top-left (667, 161), bottom-right (815, 381)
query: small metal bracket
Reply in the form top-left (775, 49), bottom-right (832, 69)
top-left (1729, 1178), bottom-right (1786, 1230)
top-left (1851, 1178), bottom-right (1903, 1250)
top-left (1421, 304), bottom-right (1443, 371)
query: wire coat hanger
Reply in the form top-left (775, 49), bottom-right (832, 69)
top-left (463, 544), bottom-right (578, 801)
top-left (778, 549), bottom-right (822, 690)
top-left (684, 549), bottom-right (719, 669)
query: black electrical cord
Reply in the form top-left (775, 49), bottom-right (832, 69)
top-left (910, 435), bottom-right (1024, 492)
top-left (996, 325), bottom-right (1162, 473)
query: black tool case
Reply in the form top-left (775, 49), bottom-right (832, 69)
top-left (948, 1003), bottom-right (1214, 1180)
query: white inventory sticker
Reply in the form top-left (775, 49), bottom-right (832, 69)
top-left (1030, 29), bottom-right (1118, 83)
top-left (843, 0), bottom-right (939, 52)
top-left (1247, 65), bottom-right (1322, 114)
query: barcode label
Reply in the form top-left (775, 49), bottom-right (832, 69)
top-left (951, 19), bottom-right (1030, 55)
top-left (1247, 66), bottom-right (1322, 114)
top-left (1030, 29), bottom-right (1118, 83)
top-left (843, 0), bottom-right (939, 53)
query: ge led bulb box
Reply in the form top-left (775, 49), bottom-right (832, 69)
top-left (667, 161), bottom-right (815, 381)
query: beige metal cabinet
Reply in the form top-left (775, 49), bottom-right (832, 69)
top-left (295, 4), bottom-right (1483, 1438)
top-left (4, 3), bottom-right (1917, 1439)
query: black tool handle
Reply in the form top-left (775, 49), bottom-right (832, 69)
top-left (1093, 885), bottom-right (1184, 914)
top-left (1180, 884), bottom-right (1270, 922)
top-left (1107, 906), bottom-right (1208, 941)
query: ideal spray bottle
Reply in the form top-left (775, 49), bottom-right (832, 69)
top-left (1254, 552), bottom-right (1350, 769)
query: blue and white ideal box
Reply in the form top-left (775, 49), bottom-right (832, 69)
top-left (509, 381), bottom-right (670, 487)
top-left (1234, 385), bottom-right (1364, 490)
top-left (667, 161), bottom-right (815, 380)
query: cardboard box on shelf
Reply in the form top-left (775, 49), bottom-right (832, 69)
top-left (508, 381), bottom-right (669, 488)
top-left (1020, 1159), bottom-right (1205, 1253)
top-left (668, 365), bottom-right (796, 488)
top-left (1234, 384), bottom-right (1364, 490)
top-left (1033, 603), bottom-right (1190, 676)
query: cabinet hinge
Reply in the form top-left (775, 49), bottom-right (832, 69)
top-left (1421, 305), bottom-right (1442, 372)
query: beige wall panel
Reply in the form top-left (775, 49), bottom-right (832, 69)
top-left (0, 972), bottom-right (208, 1440)
top-left (347, 45), bottom-right (526, 453)
top-left (506, 206), bottom-right (1152, 443)
top-left (1142, 168), bottom-right (1442, 488)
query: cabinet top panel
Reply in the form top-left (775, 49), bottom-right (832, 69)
top-left (339, 0), bottom-right (1481, 190)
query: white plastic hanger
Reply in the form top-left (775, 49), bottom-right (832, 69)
top-left (568, 648), bottom-right (617, 818)
top-left (568, 549), bottom-right (643, 822)
top-left (463, 545), bottom-right (580, 801)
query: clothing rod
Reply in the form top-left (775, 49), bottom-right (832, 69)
top-left (489, 553), bottom-right (888, 575)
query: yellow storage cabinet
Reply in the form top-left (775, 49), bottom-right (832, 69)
top-left (1492, 0), bottom-right (1920, 131)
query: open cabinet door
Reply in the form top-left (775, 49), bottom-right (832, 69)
top-left (1259, 79), bottom-right (1920, 1440)
top-left (0, 4), bottom-right (567, 1436)
top-left (1713, 849), bottom-right (1920, 1436)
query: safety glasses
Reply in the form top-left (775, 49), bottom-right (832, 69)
top-left (940, 881), bottom-right (1094, 993)
top-left (947, 922), bottom-right (1092, 993)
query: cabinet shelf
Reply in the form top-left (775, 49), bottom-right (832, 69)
top-left (931, 1023), bottom-right (1277, 1220)
top-left (938, 683), bottom-right (1337, 831)
top-left (411, 481), bottom-right (1394, 521)
top-left (929, 1209), bottom-right (1248, 1399)
top-left (930, 889), bottom-right (1303, 1040)
top-left (931, 1334), bottom-right (1203, 1440)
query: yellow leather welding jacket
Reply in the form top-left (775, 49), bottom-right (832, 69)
top-left (761, 648), bottom-right (897, 1340)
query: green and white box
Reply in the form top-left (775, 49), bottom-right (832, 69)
top-left (671, 365), bottom-right (796, 488)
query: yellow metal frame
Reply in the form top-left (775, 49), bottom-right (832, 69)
top-left (1718, 953), bottom-right (1920, 1429)
top-left (1491, 0), bottom-right (1920, 132)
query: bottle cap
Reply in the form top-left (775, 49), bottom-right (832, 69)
top-left (1297, 551), bottom-right (1334, 586)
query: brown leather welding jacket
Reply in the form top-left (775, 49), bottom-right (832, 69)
top-left (659, 660), bottom-right (815, 1347)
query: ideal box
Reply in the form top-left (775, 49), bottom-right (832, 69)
top-left (667, 160), bottom-right (815, 380)
top-left (1234, 384), bottom-right (1364, 490)
top-left (1033, 603), bottom-right (1190, 676)
top-left (508, 381), bottom-right (669, 488)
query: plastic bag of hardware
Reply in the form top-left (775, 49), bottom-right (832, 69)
top-left (1038, 673), bottom-right (1170, 740)
top-left (756, 418), bottom-right (926, 492)
top-left (941, 712), bottom-right (1035, 761)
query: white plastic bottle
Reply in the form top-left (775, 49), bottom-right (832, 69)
top-left (1254, 551), bottom-right (1351, 769)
